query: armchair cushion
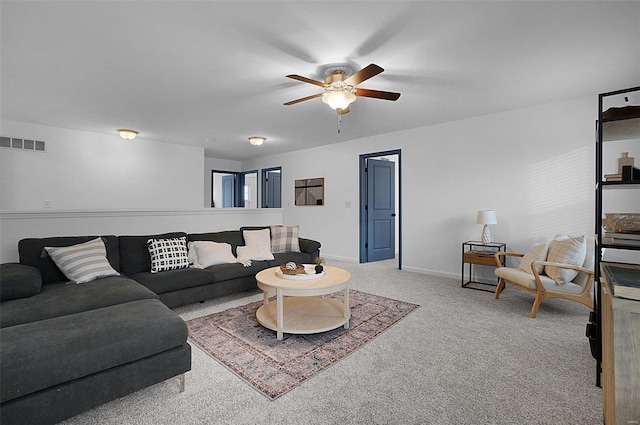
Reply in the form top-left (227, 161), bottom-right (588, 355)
top-left (545, 235), bottom-right (586, 283)
top-left (495, 267), bottom-right (584, 295)
top-left (518, 242), bottom-right (549, 274)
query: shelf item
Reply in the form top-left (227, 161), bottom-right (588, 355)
top-left (461, 241), bottom-right (506, 292)
top-left (603, 264), bottom-right (640, 300)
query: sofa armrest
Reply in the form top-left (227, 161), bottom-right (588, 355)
top-left (299, 238), bottom-right (321, 256)
top-left (1, 263), bottom-right (43, 301)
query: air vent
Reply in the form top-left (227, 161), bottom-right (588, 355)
top-left (0, 136), bottom-right (46, 152)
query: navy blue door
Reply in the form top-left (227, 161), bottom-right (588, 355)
top-left (367, 159), bottom-right (395, 262)
top-left (222, 175), bottom-right (235, 207)
top-left (266, 171), bottom-right (281, 208)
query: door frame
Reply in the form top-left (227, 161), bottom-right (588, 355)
top-left (359, 149), bottom-right (402, 269)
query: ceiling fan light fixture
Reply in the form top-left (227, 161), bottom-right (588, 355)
top-left (116, 129), bottom-right (138, 140)
top-left (322, 90), bottom-right (356, 111)
top-left (248, 136), bottom-right (266, 146)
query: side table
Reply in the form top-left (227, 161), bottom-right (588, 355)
top-left (462, 241), bottom-right (506, 292)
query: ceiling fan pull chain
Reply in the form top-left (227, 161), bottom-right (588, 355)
top-left (337, 110), bottom-right (342, 133)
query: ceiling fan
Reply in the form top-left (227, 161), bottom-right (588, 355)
top-left (283, 63), bottom-right (401, 115)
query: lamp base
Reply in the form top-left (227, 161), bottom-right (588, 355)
top-left (481, 225), bottom-right (492, 244)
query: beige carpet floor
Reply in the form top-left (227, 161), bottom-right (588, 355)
top-left (60, 259), bottom-right (602, 425)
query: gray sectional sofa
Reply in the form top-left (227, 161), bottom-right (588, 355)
top-left (0, 227), bottom-right (321, 425)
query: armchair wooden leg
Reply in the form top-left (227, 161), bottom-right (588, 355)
top-left (494, 278), bottom-right (505, 299)
top-left (530, 296), bottom-right (542, 318)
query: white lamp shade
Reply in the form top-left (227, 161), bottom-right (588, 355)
top-left (322, 91), bottom-right (356, 110)
top-left (476, 210), bottom-right (497, 225)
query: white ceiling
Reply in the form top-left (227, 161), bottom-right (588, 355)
top-left (2, 1), bottom-right (639, 161)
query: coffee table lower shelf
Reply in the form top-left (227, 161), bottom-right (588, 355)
top-left (256, 297), bottom-right (350, 338)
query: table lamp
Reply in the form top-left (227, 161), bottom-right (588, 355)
top-left (476, 210), bottom-right (497, 244)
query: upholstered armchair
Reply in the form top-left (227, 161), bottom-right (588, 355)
top-left (493, 235), bottom-right (595, 318)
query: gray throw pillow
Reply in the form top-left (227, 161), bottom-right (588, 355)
top-left (1, 263), bottom-right (43, 301)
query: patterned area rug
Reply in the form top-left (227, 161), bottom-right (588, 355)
top-left (186, 290), bottom-right (419, 400)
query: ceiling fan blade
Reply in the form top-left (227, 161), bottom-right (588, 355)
top-left (283, 92), bottom-right (323, 106)
top-left (355, 88), bottom-right (401, 101)
top-left (285, 74), bottom-right (326, 88)
top-left (344, 63), bottom-right (384, 86)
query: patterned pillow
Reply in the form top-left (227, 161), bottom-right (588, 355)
top-left (270, 225), bottom-right (301, 253)
top-left (147, 237), bottom-right (189, 273)
top-left (545, 235), bottom-right (587, 284)
top-left (44, 237), bottom-right (119, 284)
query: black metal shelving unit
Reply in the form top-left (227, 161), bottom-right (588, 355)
top-left (592, 86), bottom-right (640, 388)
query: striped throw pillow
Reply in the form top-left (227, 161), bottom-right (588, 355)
top-left (545, 235), bottom-right (587, 284)
top-left (147, 237), bottom-right (189, 273)
top-left (270, 225), bottom-right (301, 253)
top-left (44, 237), bottom-right (119, 284)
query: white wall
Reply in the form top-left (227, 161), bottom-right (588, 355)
top-left (3, 95), bottom-right (637, 276)
top-left (0, 120), bottom-right (204, 210)
top-left (0, 208), bottom-right (283, 262)
top-left (204, 157), bottom-right (241, 207)
top-left (243, 95), bottom-right (623, 278)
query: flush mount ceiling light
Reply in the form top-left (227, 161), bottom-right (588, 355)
top-left (248, 136), bottom-right (266, 146)
top-left (117, 129), bottom-right (138, 140)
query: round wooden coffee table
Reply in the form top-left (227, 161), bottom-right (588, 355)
top-left (255, 265), bottom-right (351, 340)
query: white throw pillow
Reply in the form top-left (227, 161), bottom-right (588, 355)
top-left (188, 241), bottom-right (237, 268)
top-left (237, 229), bottom-right (274, 261)
top-left (270, 225), bottom-right (301, 253)
top-left (236, 245), bottom-right (274, 262)
top-left (147, 237), bottom-right (189, 273)
top-left (44, 237), bottom-right (119, 284)
top-left (545, 235), bottom-right (587, 284)
top-left (518, 242), bottom-right (549, 274)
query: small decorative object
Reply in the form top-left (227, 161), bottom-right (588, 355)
top-left (279, 262), bottom-right (305, 275)
top-left (603, 213), bottom-right (640, 234)
top-left (476, 210), bottom-right (497, 244)
top-left (617, 152), bottom-right (635, 173)
top-left (313, 257), bottom-right (325, 274)
top-left (295, 178), bottom-right (324, 206)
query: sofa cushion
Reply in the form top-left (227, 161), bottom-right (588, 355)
top-left (0, 263), bottom-right (42, 301)
top-left (119, 232), bottom-right (186, 275)
top-left (188, 241), bottom-right (237, 268)
top-left (270, 225), bottom-right (301, 253)
top-left (44, 237), bottom-right (120, 284)
top-left (129, 268), bottom-right (214, 295)
top-left (207, 261), bottom-right (270, 283)
top-left (18, 236), bottom-right (120, 284)
top-left (0, 298), bottom-right (187, 404)
top-left (147, 237), bottom-right (189, 273)
top-left (0, 276), bottom-right (158, 328)
top-left (188, 231), bottom-right (245, 256)
top-left (270, 252), bottom-right (315, 267)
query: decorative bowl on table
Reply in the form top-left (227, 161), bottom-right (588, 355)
top-left (603, 213), bottom-right (640, 234)
top-left (279, 262), bottom-right (305, 275)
